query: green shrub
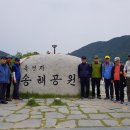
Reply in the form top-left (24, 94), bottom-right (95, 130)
top-left (20, 92), bottom-right (80, 99)
top-left (26, 98), bottom-right (39, 107)
top-left (49, 98), bottom-right (67, 106)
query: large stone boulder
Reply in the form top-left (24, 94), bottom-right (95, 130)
top-left (20, 54), bottom-right (81, 95)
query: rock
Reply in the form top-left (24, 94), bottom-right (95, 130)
top-left (89, 114), bottom-right (110, 119)
top-left (57, 120), bottom-right (76, 128)
top-left (31, 115), bottom-right (43, 119)
top-left (16, 109), bottom-right (30, 114)
top-left (14, 119), bottom-right (41, 128)
top-left (71, 110), bottom-right (82, 115)
top-left (109, 113), bottom-right (130, 118)
top-left (32, 106), bottom-right (49, 110)
top-left (45, 112), bottom-right (65, 119)
top-left (0, 122), bottom-right (14, 130)
top-left (78, 120), bottom-right (103, 127)
top-left (80, 108), bottom-right (98, 113)
top-left (67, 114), bottom-right (87, 119)
top-left (122, 119), bottom-right (130, 126)
top-left (40, 108), bottom-right (56, 112)
top-left (30, 111), bottom-right (41, 115)
top-left (58, 107), bottom-right (69, 114)
top-left (0, 109), bottom-right (14, 117)
top-left (20, 54), bottom-right (81, 95)
top-left (5, 114), bottom-right (29, 123)
top-left (103, 120), bottom-right (119, 126)
top-left (45, 119), bottom-right (57, 128)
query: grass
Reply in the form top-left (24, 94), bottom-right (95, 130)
top-left (20, 92), bottom-right (80, 99)
top-left (49, 98), bottom-right (67, 106)
top-left (26, 98), bottom-right (40, 107)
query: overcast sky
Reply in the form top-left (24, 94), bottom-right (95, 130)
top-left (0, 0), bottom-right (130, 55)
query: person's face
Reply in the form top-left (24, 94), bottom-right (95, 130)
top-left (94, 58), bottom-right (99, 63)
top-left (15, 61), bottom-right (20, 64)
top-left (82, 59), bottom-right (87, 63)
top-left (105, 58), bottom-right (110, 63)
top-left (115, 60), bottom-right (120, 65)
top-left (1, 58), bottom-right (7, 64)
top-left (7, 58), bottom-right (12, 63)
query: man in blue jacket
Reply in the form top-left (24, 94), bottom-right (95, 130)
top-left (12, 58), bottom-right (22, 100)
top-left (78, 56), bottom-right (91, 99)
top-left (0, 56), bottom-right (10, 104)
top-left (6, 55), bottom-right (13, 101)
top-left (102, 56), bottom-right (114, 100)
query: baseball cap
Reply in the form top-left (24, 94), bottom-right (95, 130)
top-left (81, 56), bottom-right (87, 60)
top-left (1, 56), bottom-right (7, 59)
top-left (94, 55), bottom-right (99, 59)
top-left (6, 55), bottom-right (12, 59)
top-left (105, 56), bottom-right (110, 59)
top-left (15, 58), bottom-right (20, 62)
top-left (114, 57), bottom-right (120, 61)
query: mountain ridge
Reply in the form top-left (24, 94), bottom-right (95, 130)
top-left (69, 35), bottom-right (130, 63)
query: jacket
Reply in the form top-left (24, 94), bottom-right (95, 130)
top-left (78, 63), bottom-right (91, 78)
top-left (12, 64), bottom-right (21, 81)
top-left (102, 62), bottom-right (114, 79)
top-left (111, 64), bottom-right (125, 81)
top-left (91, 62), bottom-right (102, 78)
top-left (0, 64), bottom-right (10, 83)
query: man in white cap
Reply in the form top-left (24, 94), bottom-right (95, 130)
top-left (124, 53), bottom-right (130, 105)
top-left (111, 57), bottom-right (125, 104)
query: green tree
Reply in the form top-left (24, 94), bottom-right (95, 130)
top-left (22, 51), bottom-right (39, 58)
top-left (15, 52), bottom-right (23, 59)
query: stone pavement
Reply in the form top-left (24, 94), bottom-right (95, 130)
top-left (0, 98), bottom-right (130, 129)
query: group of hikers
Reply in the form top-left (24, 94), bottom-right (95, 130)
top-left (0, 55), bottom-right (22, 104)
top-left (78, 54), bottom-right (130, 105)
top-left (0, 53), bottom-right (130, 105)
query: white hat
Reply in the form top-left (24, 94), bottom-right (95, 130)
top-left (114, 57), bottom-right (120, 61)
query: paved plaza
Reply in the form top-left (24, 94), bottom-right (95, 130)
top-left (0, 97), bottom-right (130, 130)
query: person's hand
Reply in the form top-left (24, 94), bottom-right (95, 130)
top-left (12, 78), bottom-right (14, 82)
top-left (124, 72), bottom-right (127, 78)
top-left (101, 77), bottom-right (104, 81)
top-left (14, 79), bottom-right (17, 84)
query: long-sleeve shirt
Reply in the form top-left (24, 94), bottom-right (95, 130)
top-left (124, 60), bottom-right (130, 78)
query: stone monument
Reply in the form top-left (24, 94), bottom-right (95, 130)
top-left (20, 54), bottom-right (81, 95)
